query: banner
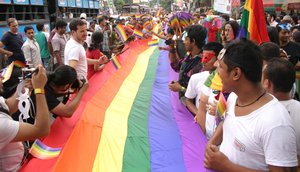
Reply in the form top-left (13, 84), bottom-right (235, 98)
top-left (13, 0), bottom-right (29, 4)
top-left (213, 0), bottom-right (231, 14)
top-left (0, 0), bottom-right (11, 4)
top-left (58, 0), bottom-right (67, 6)
top-left (93, 0), bottom-right (99, 9)
top-left (67, 0), bottom-right (75, 7)
top-left (82, 0), bottom-right (89, 8)
top-left (76, 0), bottom-right (82, 7)
top-left (20, 39), bottom-right (211, 172)
top-left (89, 0), bottom-right (94, 8)
top-left (30, 0), bottom-right (43, 5)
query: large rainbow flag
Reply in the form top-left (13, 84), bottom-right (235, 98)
top-left (20, 39), bottom-right (211, 172)
top-left (238, 0), bottom-right (270, 44)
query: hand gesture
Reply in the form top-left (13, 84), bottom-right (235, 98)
top-left (168, 81), bottom-right (181, 92)
top-left (204, 144), bottom-right (230, 171)
top-left (24, 78), bottom-right (33, 92)
top-left (5, 51), bottom-right (13, 58)
top-left (206, 100), bottom-right (217, 115)
top-left (31, 65), bottom-right (47, 89)
top-left (98, 55), bottom-right (109, 65)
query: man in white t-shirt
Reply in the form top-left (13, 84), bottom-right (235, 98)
top-left (0, 65), bottom-right (50, 171)
top-left (64, 19), bottom-right (88, 79)
top-left (185, 42), bottom-right (223, 116)
top-left (205, 40), bottom-right (297, 171)
top-left (64, 19), bottom-right (107, 80)
top-left (263, 58), bottom-right (300, 167)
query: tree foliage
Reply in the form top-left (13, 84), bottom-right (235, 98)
top-left (160, 0), bottom-right (172, 12)
top-left (113, 0), bottom-right (125, 11)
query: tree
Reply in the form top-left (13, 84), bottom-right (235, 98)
top-left (113, 0), bottom-right (124, 12)
top-left (160, 0), bottom-right (172, 12)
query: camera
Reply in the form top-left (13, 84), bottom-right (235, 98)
top-left (22, 67), bottom-right (38, 79)
top-left (71, 77), bottom-right (86, 90)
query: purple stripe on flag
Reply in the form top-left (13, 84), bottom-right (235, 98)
top-left (35, 140), bottom-right (62, 152)
top-left (148, 49), bottom-right (186, 172)
top-left (169, 62), bottom-right (214, 171)
top-left (238, 27), bottom-right (247, 39)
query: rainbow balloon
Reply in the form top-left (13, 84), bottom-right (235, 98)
top-left (20, 39), bottom-right (211, 172)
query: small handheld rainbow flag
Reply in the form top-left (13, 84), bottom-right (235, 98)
top-left (215, 92), bottom-right (227, 126)
top-left (296, 71), bottom-right (300, 79)
top-left (158, 30), bottom-right (164, 36)
top-left (156, 9), bottom-right (161, 18)
top-left (133, 29), bottom-right (144, 38)
top-left (1, 62), bottom-right (14, 83)
top-left (148, 39), bottom-right (159, 46)
top-left (143, 21), bottom-right (152, 29)
top-left (29, 139), bottom-right (62, 159)
top-left (111, 55), bottom-right (121, 70)
top-left (14, 60), bottom-right (26, 68)
top-left (115, 24), bottom-right (128, 42)
top-left (127, 23), bottom-right (134, 29)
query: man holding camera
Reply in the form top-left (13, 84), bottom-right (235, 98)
top-left (29, 65), bottom-right (88, 119)
top-left (0, 65), bottom-right (50, 171)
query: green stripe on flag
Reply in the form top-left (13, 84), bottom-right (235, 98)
top-left (122, 48), bottom-right (160, 172)
top-left (240, 9), bottom-right (250, 39)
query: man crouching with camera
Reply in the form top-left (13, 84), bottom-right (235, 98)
top-left (29, 65), bottom-right (88, 120)
top-left (0, 65), bottom-right (50, 171)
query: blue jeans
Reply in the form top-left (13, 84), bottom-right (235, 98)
top-left (42, 58), bottom-right (50, 70)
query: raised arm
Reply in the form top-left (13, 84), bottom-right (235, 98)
top-left (12, 65), bottom-right (50, 141)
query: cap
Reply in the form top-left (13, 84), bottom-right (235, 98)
top-left (282, 15), bottom-right (292, 21)
top-left (80, 13), bottom-right (87, 20)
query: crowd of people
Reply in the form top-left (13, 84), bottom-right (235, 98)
top-left (0, 8), bottom-right (299, 171)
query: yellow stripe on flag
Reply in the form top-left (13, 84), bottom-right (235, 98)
top-left (92, 46), bottom-right (156, 172)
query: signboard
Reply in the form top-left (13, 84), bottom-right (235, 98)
top-left (13, 0), bottom-right (29, 5)
top-left (76, 0), bottom-right (82, 7)
top-left (58, 0), bottom-right (67, 6)
top-left (82, 0), bottom-right (89, 8)
top-left (288, 2), bottom-right (300, 9)
top-left (231, 0), bottom-right (240, 7)
top-left (214, 0), bottom-right (231, 14)
top-left (89, 0), bottom-right (94, 8)
top-left (94, 0), bottom-right (99, 9)
top-left (30, 0), bottom-right (43, 5)
top-left (0, 0), bottom-right (11, 4)
top-left (263, 0), bottom-right (286, 5)
top-left (68, 0), bottom-right (76, 7)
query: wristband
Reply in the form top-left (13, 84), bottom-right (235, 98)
top-left (180, 86), bottom-right (185, 92)
top-left (34, 88), bottom-right (45, 95)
